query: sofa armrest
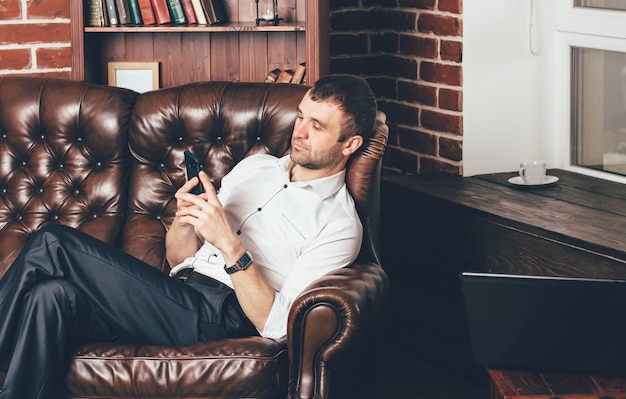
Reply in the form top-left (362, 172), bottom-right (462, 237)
top-left (287, 261), bottom-right (389, 399)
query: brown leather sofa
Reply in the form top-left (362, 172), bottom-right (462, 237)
top-left (0, 76), bottom-right (389, 399)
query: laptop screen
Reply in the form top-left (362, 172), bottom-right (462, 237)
top-left (460, 272), bottom-right (626, 375)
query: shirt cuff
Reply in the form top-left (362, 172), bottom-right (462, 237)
top-left (260, 292), bottom-right (289, 339)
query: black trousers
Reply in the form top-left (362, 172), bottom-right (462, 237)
top-left (0, 224), bottom-right (257, 399)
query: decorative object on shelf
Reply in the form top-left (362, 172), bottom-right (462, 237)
top-left (255, 0), bottom-right (281, 26)
top-left (108, 62), bottom-right (160, 93)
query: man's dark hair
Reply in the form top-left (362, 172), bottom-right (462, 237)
top-left (309, 74), bottom-right (377, 142)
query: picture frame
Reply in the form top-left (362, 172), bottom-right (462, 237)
top-left (108, 62), bottom-right (159, 93)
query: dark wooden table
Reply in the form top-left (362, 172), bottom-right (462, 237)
top-left (489, 368), bottom-right (626, 399)
top-left (379, 169), bottom-right (626, 380)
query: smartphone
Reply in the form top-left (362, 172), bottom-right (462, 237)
top-left (184, 151), bottom-right (204, 195)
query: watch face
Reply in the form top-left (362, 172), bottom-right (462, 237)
top-left (238, 252), bottom-right (252, 268)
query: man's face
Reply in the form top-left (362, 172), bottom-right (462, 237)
top-left (290, 92), bottom-right (348, 173)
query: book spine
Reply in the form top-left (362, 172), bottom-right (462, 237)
top-left (167, 0), bottom-right (188, 25)
top-left (137, 0), bottom-right (156, 25)
top-left (210, 0), bottom-right (227, 23)
top-left (150, 0), bottom-right (172, 24)
top-left (180, 0), bottom-right (197, 24)
top-left (264, 68), bottom-right (281, 83)
top-left (127, 0), bottom-right (144, 24)
top-left (190, 0), bottom-right (207, 25)
top-left (87, 0), bottom-right (105, 26)
top-left (104, 0), bottom-right (119, 25)
top-left (276, 69), bottom-right (294, 83)
top-left (115, 0), bottom-right (131, 24)
top-left (291, 63), bottom-right (306, 84)
top-left (202, 0), bottom-right (215, 24)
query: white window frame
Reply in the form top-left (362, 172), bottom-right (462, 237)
top-left (555, 1), bottom-right (626, 183)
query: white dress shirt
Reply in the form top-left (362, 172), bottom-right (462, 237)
top-left (169, 154), bottom-right (363, 338)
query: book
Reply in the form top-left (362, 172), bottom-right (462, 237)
top-left (87, 0), bottom-right (105, 26)
top-left (167, 0), bottom-right (188, 25)
top-left (264, 68), bottom-right (281, 83)
top-left (180, 0), bottom-right (197, 24)
top-left (150, 0), bottom-right (172, 24)
top-left (137, 0), bottom-right (156, 25)
top-left (276, 69), bottom-right (294, 83)
top-left (114, 0), bottom-right (131, 25)
top-left (126, 0), bottom-right (144, 24)
top-left (101, 0), bottom-right (110, 25)
top-left (104, 0), bottom-right (119, 25)
top-left (291, 63), bottom-right (306, 84)
top-left (199, 0), bottom-right (227, 24)
top-left (190, 0), bottom-right (207, 25)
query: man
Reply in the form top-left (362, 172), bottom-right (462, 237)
top-left (0, 74), bottom-right (377, 399)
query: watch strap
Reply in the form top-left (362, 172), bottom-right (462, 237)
top-left (224, 251), bottom-right (253, 274)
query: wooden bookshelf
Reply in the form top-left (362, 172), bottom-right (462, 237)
top-left (69, 0), bottom-right (329, 87)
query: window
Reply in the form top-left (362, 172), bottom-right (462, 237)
top-left (557, 2), bottom-right (626, 178)
top-left (575, 0), bottom-right (626, 12)
top-left (572, 48), bottom-right (626, 176)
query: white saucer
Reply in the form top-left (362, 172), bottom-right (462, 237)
top-left (508, 175), bottom-right (559, 186)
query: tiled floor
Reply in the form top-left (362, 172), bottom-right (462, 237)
top-left (375, 341), bottom-right (489, 399)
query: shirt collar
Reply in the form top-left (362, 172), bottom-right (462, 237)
top-left (277, 155), bottom-right (346, 200)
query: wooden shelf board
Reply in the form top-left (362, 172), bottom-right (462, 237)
top-left (85, 21), bottom-right (306, 33)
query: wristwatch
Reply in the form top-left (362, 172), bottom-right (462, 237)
top-left (224, 251), bottom-right (253, 274)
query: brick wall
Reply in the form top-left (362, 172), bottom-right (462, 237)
top-left (0, 0), bottom-right (463, 175)
top-left (330, 0), bottom-right (463, 175)
top-left (0, 0), bottom-right (72, 78)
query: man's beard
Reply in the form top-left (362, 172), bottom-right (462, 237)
top-left (290, 140), bottom-right (344, 171)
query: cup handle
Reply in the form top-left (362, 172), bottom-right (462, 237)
top-left (520, 167), bottom-right (526, 178)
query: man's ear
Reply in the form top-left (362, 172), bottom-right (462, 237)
top-left (342, 135), bottom-right (364, 156)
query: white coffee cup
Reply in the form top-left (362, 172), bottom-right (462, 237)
top-left (519, 160), bottom-right (546, 185)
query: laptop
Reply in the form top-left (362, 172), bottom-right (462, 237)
top-left (460, 272), bottom-right (626, 376)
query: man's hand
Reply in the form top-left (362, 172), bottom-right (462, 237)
top-left (174, 171), bottom-right (244, 261)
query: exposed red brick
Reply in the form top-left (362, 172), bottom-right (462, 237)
top-left (398, 0), bottom-right (436, 10)
top-left (0, 0), bottom-right (21, 19)
top-left (371, 32), bottom-right (399, 54)
top-left (330, 33), bottom-right (369, 55)
top-left (421, 109), bottom-right (462, 135)
top-left (0, 48), bottom-right (32, 70)
top-left (441, 40), bottom-right (462, 62)
top-left (37, 46), bottom-right (71, 69)
top-left (7, 70), bottom-right (72, 78)
top-left (331, 10), bottom-right (384, 31)
top-left (399, 34), bottom-right (438, 59)
top-left (439, 136), bottom-right (462, 161)
top-left (398, 81), bottom-right (436, 107)
top-left (438, 0), bottom-right (462, 14)
top-left (420, 157), bottom-right (461, 174)
top-left (383, 145), bottom-right (419, 175)
top-left (439, 88), bottom-right (462, 111)
top-left (398, 127), bottom-right (437, 155)
top-left (387, 102), bottom-right (419, 128)
top-left (418, 13), bottom-right (462, 37)
top-left (0, 23), bottom-right (70, 45)
top-left (27, 0), bottom-right (70, 19)
top-left (420, 61), bottom-right (462, 86)
top-left (382, 10), bottom-right (417, 32)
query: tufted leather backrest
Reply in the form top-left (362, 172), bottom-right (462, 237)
top-left (0, 77), bottom-right (137, 276)
top-left (121, 82), bottom-right (388, 272)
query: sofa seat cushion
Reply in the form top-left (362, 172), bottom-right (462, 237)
top-left (66, 337), bottom-right (288, 398)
